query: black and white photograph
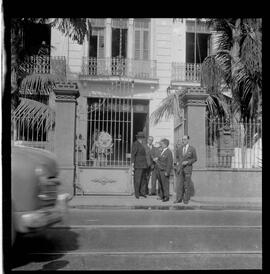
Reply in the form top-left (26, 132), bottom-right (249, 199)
top-left (3, 16), bottom-right (262, 270)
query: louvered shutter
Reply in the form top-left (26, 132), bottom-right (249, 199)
top-left (134, 19), bottom-right (150, 60)
top-left (97, 30), bottom-right (105, 58)
top-left (134, 30), bottom-right (141, 60)
top-left (143, 30), bottom-right (149, 60)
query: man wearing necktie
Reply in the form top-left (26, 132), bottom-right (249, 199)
top-left (175, 135), bottom-right (197, 204)
top-left (154, 138), bottom-right (173, 202)
top-left (131, 132), bottom-right (148, 199)
top-left (144, 136), bottom-right (154, 195)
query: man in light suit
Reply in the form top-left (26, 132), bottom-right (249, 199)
top-left (144, 136), bottom-right (154, 195)
top-left (154, 138), bottom-right (173, 202)
top-left (144, 136), bottom-right (162, 195)
top-left (131, 132), bottom-right (148, 199)
top-left (175, 135), bottom-right (197, 204)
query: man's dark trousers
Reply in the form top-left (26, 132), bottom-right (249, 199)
top-left (134, 168), bottom-right (147, 197)
top-left (145, 167), bottom-right (151, 194)
top-left (151, 165), bottom-right (157, 194)
top-left (157, 168), bottom-right (170, 199)
top-left (176, 169), bottom-right (192, 202)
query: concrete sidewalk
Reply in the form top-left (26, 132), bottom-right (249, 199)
top-left (68, 195), bottom-right (262, 210)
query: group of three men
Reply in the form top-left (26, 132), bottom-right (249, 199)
top-left (131, 132), bottom-right (197, 204)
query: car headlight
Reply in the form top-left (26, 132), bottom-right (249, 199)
top-left (35, 165), bottom-right (47, 177)
top-left (35, 165), bottom-right (60, 201)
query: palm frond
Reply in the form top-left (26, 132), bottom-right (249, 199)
top-left (150, 91), bottom-right (184, 125)
top-left (201, 55), bottom-right (224, 94)
top-left (215, 51), bottom-right (232, 84)
top-left (150, 94), bottom-right (175, 125)
top-left (51, 18), bottom-right (92, 45)
top-left (12, 98), bottom-right (55, 131)
top-left (240, 19), bottom-right (262, 80)
top-left (206, 94), bottom-right (229, 118)
top-left (19, 73), bottom-right (59, 96)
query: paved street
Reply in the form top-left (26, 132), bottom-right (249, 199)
top-left (12, 208), bottom-right (262, 270)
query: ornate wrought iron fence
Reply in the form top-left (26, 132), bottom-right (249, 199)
top-left (206, 118), bottom-right (262, 169)
top-left (171, 62), bottom-right (201, 82)
top-left (81, 57), bottom-right (157, 79)
top-left (21, 55), bottom-right (66, 81)
top-left (12, 98), bottom-right (55, 152)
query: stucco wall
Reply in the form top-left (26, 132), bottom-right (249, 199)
top-left (191, 169), bottom-right (262, 198)
top-left (149, 19), bottom-right (174, 147)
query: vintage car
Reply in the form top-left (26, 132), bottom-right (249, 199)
top-left (11, 144), bottom-right (70, 245)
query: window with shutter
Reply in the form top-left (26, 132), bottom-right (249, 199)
top-left (143, 30), bottom-right (149, 60)
top-left (89, 28), bottom-right (105, 58)
top-left (134, 30), bottom-right (141, 60)
top-left (97, 29), bottom-right (105, 58)
top-left (111, 28), bottom-right (127, 58)
top-left (134, 19), bottom-right (150, 60)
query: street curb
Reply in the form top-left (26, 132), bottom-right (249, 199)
top-left (69, 204), bottom-right (262, 211)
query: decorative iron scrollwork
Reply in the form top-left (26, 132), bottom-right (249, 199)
top-left (91, 177), bottom-right (117, 185)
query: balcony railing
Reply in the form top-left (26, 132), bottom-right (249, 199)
top-left (21, 56), bottom-right (67, 81)
top-left (81, 57), bottom-right (157, 80)
top-left (171, 62), bottom-right (201, 82)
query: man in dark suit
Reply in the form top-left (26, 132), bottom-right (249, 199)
top-left (131, 132), bottom-right (148, 199)
top-left (175, 135), bottom-right (197, 204)
top-left (154, 138), bottom-right (173, 202)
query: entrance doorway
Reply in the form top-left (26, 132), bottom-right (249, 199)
top-left (133, 99), bottom-right (149, 142)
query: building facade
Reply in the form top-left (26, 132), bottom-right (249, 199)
top-left (49, 18), bottom-right (215, 195)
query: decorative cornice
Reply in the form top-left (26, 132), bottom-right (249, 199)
top-left (91, 177), bottom-right (117, 185)
top-left (185, 86), bottom-right (207, 94)
top-left (184, 100), bottom-right (207, 106)
top-left (54, 81), bottom-right (80, 102)
top-left (55, 94), bottom-right (78, 102)
top-left (55, 81), bottom-right (78, 90)
top-left (182, 90), bottom-right (209, 107)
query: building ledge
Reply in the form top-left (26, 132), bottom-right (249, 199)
top-left (78, 75), bottom-right (159, 86)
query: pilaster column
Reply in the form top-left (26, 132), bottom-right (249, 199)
top-left (182, 87), bottom-right (209, 169)
top-left (127, 18), bottom-right (134, 76)
top-left (105, 18), bottom-right (112, 74)
top-left (54, 82), bottom-right (80, 195)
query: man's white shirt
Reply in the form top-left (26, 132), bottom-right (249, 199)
top-left (161, 147), bottom-right (168, 156)
top-left (183, 144), bottom-right (189, 155)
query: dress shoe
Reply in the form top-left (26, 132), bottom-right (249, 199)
top-left (162, 198), bottom-right (169, 202)
top-left (173, 199), bottom-right (182, 204)
top-left (135, 196), bottom-right (139, 199)
top-left (140, 194), bottom-right (147, 198)
top-left (183, 200), bottom-right (189, 204)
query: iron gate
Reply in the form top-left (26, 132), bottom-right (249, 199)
top-left (74, 78), bottom-right (135, 195)
top-left (76, 96), bottom-right (133, 168)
